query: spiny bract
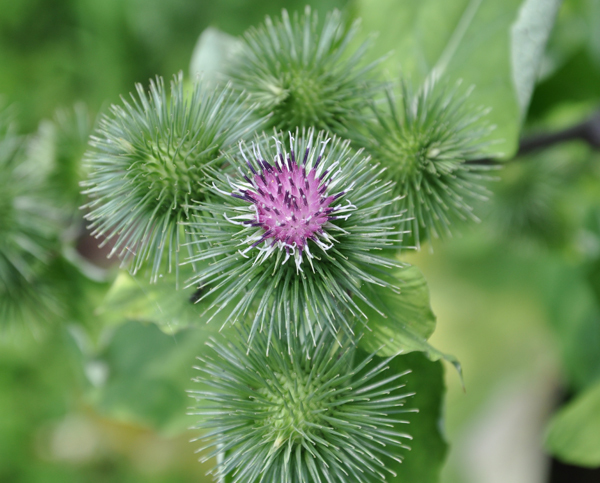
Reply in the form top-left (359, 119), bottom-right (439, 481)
top-left (185, 128), bottom-right (403, 346)
top-left (359, 77), bottom-right (496, 248)
top-left (81, 73), bottom-right (264, 283)
top-left (227, 6), bottom-right (381, 134)
top-left (189, 330), bottom-right (414, 483)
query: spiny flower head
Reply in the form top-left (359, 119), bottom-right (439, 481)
top-left (0, 106), bottom-right (64, 328)
top-left (29, 103), bottom-right (95, 210)
top-left (189, 330), bottom-right (414, 483)
top-left (0, 107), bottom-right (62, 277)
top-left (485, 151), bottom-right (573, 248)
top-left (81, 72), bottom-right (265, 283)
top-left (186, 129), bottom-right (404, 344)
top-left (227, 7), bottom-right (381, 134)
top-left (359, 77), bottom-right (496, 248)
top-left (230, 134), bottom-right (353, 268)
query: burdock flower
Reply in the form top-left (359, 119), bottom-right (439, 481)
top-left (0, 106), bottom-right (64, 327)
top-left (359, 78), bottom-right (496, 248)
top-left (227, 7), bottom-right (382, 134)
top-left (82, 73), bottom-right (265, 283)
top-left (185, 129), bottom-right (403, 344)
top-left (189, 330), bottom-right (414, 483)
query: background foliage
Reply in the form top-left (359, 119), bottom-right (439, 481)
top-left (1, 0), bottom-right (599, 482)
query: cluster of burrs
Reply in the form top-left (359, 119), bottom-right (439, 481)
top-left (76, 7), bottom-right (493, 483)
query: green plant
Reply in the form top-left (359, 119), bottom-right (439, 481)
top-left (82, 74), bottom-right (265, 283)
top-left (6, 2), bottom-right (600, 483)
top-left (186, 128), bottom-right (402, 345)
top-left (190, 330), bottom-right (413, 483)
top-left (227, 7), bottom-right (381, 135)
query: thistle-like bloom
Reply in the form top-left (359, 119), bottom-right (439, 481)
top-left (29, 103), bottom-right (95, 210)
top-left (486, 152), bottom-right (570, 247)
top-left (185, 129), bottom-right (402, 343)
top-left (230, 136), bottom-right (354, 267)
top-left (359, 78), bottom-right (495, 248)
top-left (227, 7), bottom-right (381, 134)
top-left (82, 73), bottom-right (264, 282)
top-left (189, 330), bottom-right (414, 483)
top-left (0, 107), bottom-right (64, 328)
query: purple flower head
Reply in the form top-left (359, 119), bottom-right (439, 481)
top-left (187, 128), bottom-right (402, 340)
top-left (244, 155), bottom-right (331, 247)
top-left (228, 133), bottom-right (355, 271)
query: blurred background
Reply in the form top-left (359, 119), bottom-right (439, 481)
top-left (1, 0), bottom-right (600, 482)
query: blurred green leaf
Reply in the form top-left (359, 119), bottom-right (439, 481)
top-left (357, 0), bottom-right (558, 157)
top-left (98, 264), bottom-right (216, 333)
top-left (358, 265), bottom-right (462, 375)
top-left (545, 379), bottom-right (600, 467)
top-left (510, 0), bottom-right (561, 118)
top-left (88, 320), bottom-right (223, 435)
top-left (49, 254), bottom-right (113, 327)
top-left (538, 0), bottom-right (600, 81)
top-left (542, 260), bottom-right (600, 390)
top-left (530, 49), bottom-right (600, 119)
top-left (189, 27), bottom-right (241, 84)
top-left (0, 326), bottom-right (86, 480)
top-left (362, 265), bottom-right (436, 341)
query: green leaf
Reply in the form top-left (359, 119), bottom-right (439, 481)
top-left (87, 320), bottom-right (223, 434)
top-left (538, 0), bottom-right (600, 82)
top-left (97, 270), bottom-right (205, 333)
top-left (358, 265), bottom-right (462, 376)
top-left (358, 350), bottom-right (449, 483)
top-left (510, 0), bottom-right (562, 118)
top-left (545, 379), bottom-right (600, 467)
top-left (357, 0), bottom-right (559, 157)
top-left (541, 260), bottom-right (600, 390)
top-left (96, 261), bottom-right (233, 334)
top-left (364, 265), bottom-right (436, 340)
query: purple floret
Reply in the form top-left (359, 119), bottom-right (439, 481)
top-left (235, 151), bottom-right (342, 251)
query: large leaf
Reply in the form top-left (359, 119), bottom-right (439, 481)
top-left (357, 0), bottom-right (560, 157)
top-left (358, 265), bottom-right (462, 375)
top-left (544, 379), bottom-right (600, 467)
